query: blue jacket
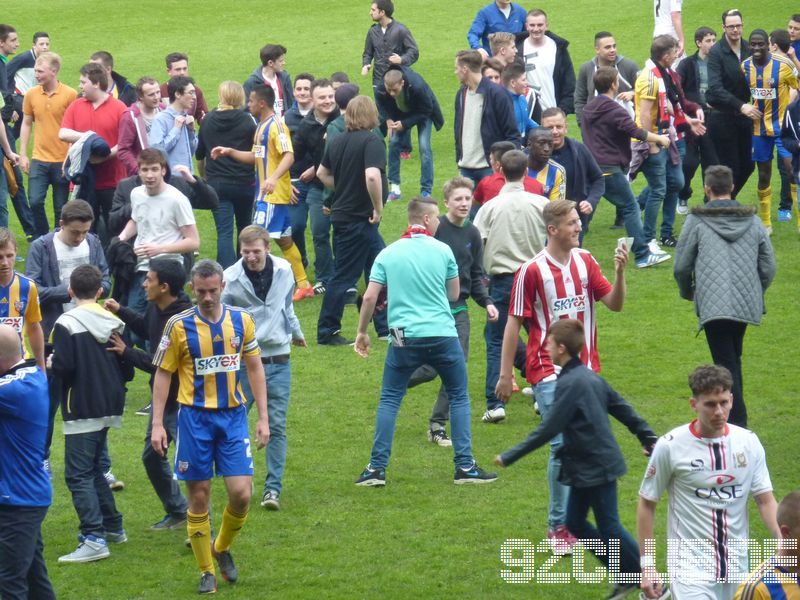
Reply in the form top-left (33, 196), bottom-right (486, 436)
top-left (25, 231), bottom-right (111, 338)
top-left (467, 2), bottom-right (527, 54)
top-left (0, 362), bottom-right (52, 507)
top-left (454, 77), bottom-right (521, 164)
top-left (149, 106), bottom-right (198, 173)
top-left (375, 65), bottom-right (444, 131)
top-left (508, 90), bottom-right (538, 137)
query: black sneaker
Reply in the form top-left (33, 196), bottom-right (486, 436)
top-left (211, 539), bottom-right (238, 583)
top-left (313, 282), bottom-right (326, 295)
top-left (198, 571), bottom-right (217, 594)
top-left (454, 463), bottom-right (498, 485)
top-left (318, 333), bottom-right (353, 346)
top-left (150, 514), bottom-right (187, 531)
top-left (355, 464), bottom-right (386, 487)
top-left (606, 582), bottom-right (638, 599)
top-left (344, 287), bottom-right (358, 305)
top-left (135, 403), bottom-right (152, 416)
top-left (427, 429), bottom-right (452, 447)
top-left (659, 235), bottom-right (678, 248)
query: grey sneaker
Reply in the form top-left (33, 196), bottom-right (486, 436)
top-left (105, 530), bottom-right (128, 544)
top-left (104, 470), bottom-right (124, 491)
top-left (58, 535), bottom-right (110, 563)
top-left (150, 514), bottom-right (187, 531)
top-left (198, 571), bottom-right (217, 595)
top-left (211, 539), bottom-right (238, 583)
top-left (261, 490), bottom-right (280, 511)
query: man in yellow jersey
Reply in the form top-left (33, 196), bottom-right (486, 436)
top-left (742, 29), bottom-right (799, 231)
top-left (211, 85), bottom-right (314, 301)
top-left (526, 128), bottom-right (565, 201)
top-left (151, 259), bottom-right (269, 594)
top-left (735, 490), bottom-right (800, 599)
top-left (0, 227), bottom-right (44, 370)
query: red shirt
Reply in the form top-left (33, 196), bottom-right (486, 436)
top-left (510, 248), bottom-right (612, 385)
top-left (473, 172), bottom-right (544, 205)
top-left (61, 95), bottom-right (126, 190)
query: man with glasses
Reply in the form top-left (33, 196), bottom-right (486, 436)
top-left (706, 9), bottom-right (756, 198)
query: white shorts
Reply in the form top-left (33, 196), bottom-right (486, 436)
top-left (670, 580), bottom-right (737, 600)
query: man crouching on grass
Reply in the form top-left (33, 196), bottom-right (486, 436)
top-left (495, 319), bottom-right (662, 600)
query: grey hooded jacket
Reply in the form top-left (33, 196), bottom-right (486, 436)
top-left (673, 200), bottom-right (775, 329)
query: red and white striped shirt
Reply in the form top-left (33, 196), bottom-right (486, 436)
top-left (510, 248), bottom-right (612, 384)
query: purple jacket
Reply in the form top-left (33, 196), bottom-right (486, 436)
top-left (580, 94), bottom-right (648, 170)
top-left (117, 102), bottom-right (164, 176)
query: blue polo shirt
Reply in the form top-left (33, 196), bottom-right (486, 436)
top-left (370, 234), bottom-right (458, 338)
top-left (0, 362), bottom-right (52, 507)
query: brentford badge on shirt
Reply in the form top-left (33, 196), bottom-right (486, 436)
top-left (14, 301), bottom-right (24, 313)
top-left (230, 336), bottom-right (240, 349)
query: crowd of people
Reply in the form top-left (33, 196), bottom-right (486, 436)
top-left (0, 1), bottom-right (798, 598)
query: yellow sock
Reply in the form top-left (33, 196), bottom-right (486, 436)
top-left (187, 511), bottom-right (214, 574)
top-left (214, 504), bottom-right (249, 553)
top-left (277, 239), bottom-right (309, 288)
top-left (757, 186), bottom-right (772, 228)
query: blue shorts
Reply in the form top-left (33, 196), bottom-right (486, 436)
top-left (174, 404), bottom-right (253, 480)
top-left (253, 201), bottom-right (291, 239)
top-left (752, 135), bottom-right (790, 162)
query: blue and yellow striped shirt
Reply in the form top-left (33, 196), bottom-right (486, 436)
top-left (253, 115), bottom-right (293, 205)
top-left (528, 160), bottom-right (566, 202)
top-left (741, 54), bottom-right (799, 137)
top-left (153, 305), bottom-right (259, 409)
top-left (735, 558), bottom-right (800, 599)
top-left (0, 271), bottom-right (41, 347)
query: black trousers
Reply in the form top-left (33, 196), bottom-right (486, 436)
top-left (703, 319), bottom-right (747, 427)
top-left (0, 505), bottom-right (55, 600)
top-left (707, 112), bottom-right (754, 199)
top-left (679, 133), bottom-right (719, 202)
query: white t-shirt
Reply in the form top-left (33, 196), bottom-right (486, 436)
top-left (53, 235), bottom-right (90, 313)
top-left (653, 0), bottom-right (682, 40)
top-left (261, 72), bottom-right (285, 117)
top-left (639, 422), bottom-right (773, 586)
top-left (523, 37), bottom-right (557, 110)
top-left (130, 184), bottom-right (196, 271)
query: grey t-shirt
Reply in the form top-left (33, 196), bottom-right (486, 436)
top-left (458, 90), bottom-right (488, 170)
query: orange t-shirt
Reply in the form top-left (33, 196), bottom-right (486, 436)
top-left (22, 82), bottom-right (78, 163)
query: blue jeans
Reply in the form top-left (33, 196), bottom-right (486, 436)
top-left (126, 271), bottom-right (148, 349)
top-left (209, 179), bottom-right (255, 269)
top-left (370, 336), bottom-right (474, 470)
top-left (534, 378), bottom-right (569, 528)
top-left (4, 128), bottom-right (35, 238)
top-left (0, 505), bottom-right (55, 600)
top-left (0, 166), bottom-right (8, 228)
top-left (459, 166), bottom-right (493, 188)
top-left (317, 220), bottom-right (387, 341)
top-left (289, 179), bottom-right (309, 267)
top-left (64, 428), bottom-right (124, 538)
top-left (601, 168), bottom-right (649, 260)
top-left (388, 118), bottom-right (434, 195)
top-left (638, 148), bottom-right (684, 240)
top-left (306, 185), bottom-right (334, 285)
top-left (28, 160), bottom-right (69, 237)
top-left (484, 273), bottom-right (526, 410)
top-left (566, 480), bottom-right (640, 577)
top-left (241, 360), bottom-right (291, 494)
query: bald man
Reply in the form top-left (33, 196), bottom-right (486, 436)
top-left (0, 323), bottom-right (55, 599)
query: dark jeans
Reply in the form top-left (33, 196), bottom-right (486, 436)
top-left (143, 406), bottom-right (187, 518)
top-left (28, 160), bottom-right (69, 237)
top-left (306, 185), bottom-right (334, 285)
top-left (92, 188), bottom-right (115, 248)
top-left (707, 111), bottom-right (754, 198)
top-left (679, 134), bottom-right (718, 202)
top-left (408, 309), bottom-right (470, 429)
top-left (0, 505), bottom-right (55, 600)
top-left (64, 429), bottom-right (123, 538)
top-left (484, 273), bottom-right (527, 410)
top-left (317, 220), bottom-right (387, 342)
top-left (601, 167), bottom-right (649, 260)
top-left (4, 127), bottom-right (36, 238)
top-left (778, 154), bottom-right (792, 211)
top-left (209, 179), bottom-right (255, 269)
top-left (565, 480), bottom-right (640, 578)
top-left (704, 319), bottom-right (747, 427)
top-left (289, 179), bottom-right (309, 267)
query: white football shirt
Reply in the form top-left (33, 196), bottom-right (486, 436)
top-left (653, 0), bottom-right (682, 40)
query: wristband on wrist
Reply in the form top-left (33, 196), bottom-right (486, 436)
top-left (640, 555), bottom-right (656, 569)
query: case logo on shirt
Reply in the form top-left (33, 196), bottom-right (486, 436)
top-left (195, 354), bottom-right (240, 375)
top-left (694, 474), bottom-right (742, 500)
top-left (0, 317), bottom-right (23, 333)
top-left (552, 294), bottom-right (587, 316)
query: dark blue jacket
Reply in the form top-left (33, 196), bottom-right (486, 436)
top-left (25, 231), bottom-right (111, 338)
top-left (454, 77), bottom-right (521, 164)
top-left (554, 137), bottom-right (604, 209)
top-left (375, 65), bottom-right (444, 131)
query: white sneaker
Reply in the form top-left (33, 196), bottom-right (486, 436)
top-left (648, 239), bottom-right (667, 256)
top-left (521, 386), bottom-right (533, 397)
top-left (636, 252), bottom-right (672, 269)
top-left (104, 470), bottom-right (124, 491)
top-left (482, 406), bottom-right (506, 423)
top-left (58, 535), bottom-right (110, 563)
top-left (676, 200), bottom-right (689, 215)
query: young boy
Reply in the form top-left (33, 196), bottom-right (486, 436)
top-left (50, 264), bottom-right (134, 563)
top-left (471, 141), bottom-right (543, 212)
top-left (407, 177), bottom-right (498, 446)
top-left (495, 318), bottom-right (658, 600)
top-left (503, 62), bottom-right (538, 138)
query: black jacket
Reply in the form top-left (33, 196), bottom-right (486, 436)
top-left (706, 37), bottom-right (750, 115)
top-left (362, 20), bottom-right (419, 84)
top-left (116, 293), bottom-right (192, 412)
top-left (515, 31), bottom-right (576, 114)
top-left (676, 51), bottom-right (708, 109)
top-left (454, 77), bottom-right (521, 164)
top-left (553, 137), bottom-right (604, 209)
top-left (782, 99), bottom-right (800, 174)
top-left (111, 71), bottom-right (137, 107)
top-left (243, 68), bottom-right (293, 112)
top-left (500, 357), bottom-right (656, 488)
top-left (375, 65), bottom-right (444, 132)
top-left (292, 108), bottom-right (341, 189)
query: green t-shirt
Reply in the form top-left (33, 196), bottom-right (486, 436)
top-left (370, 235), bottom-right (458, 338)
